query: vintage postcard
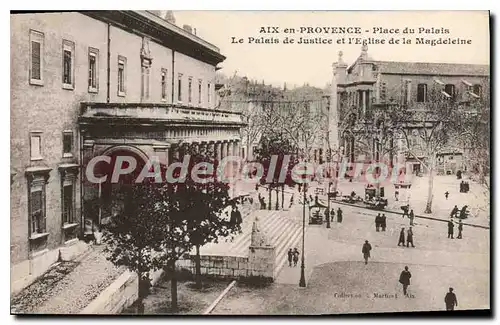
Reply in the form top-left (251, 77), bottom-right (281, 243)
top-left (10, 10), bottom-right (490, 315)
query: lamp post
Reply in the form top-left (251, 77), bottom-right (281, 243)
top-left (299, 181), bottom-right (307, 288)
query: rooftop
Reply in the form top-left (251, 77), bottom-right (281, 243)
top-left (375, 61), bottom-right (489, 77)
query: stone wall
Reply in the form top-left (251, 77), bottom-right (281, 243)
top-left (176, 245), bottom-right (275, 281)
top-left (80, 269), bottom-right (164, 315)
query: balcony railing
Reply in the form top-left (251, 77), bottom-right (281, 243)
top-left (80, 102), bottom-right (245, 125)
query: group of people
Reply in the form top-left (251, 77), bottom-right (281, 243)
top-left (450, 205), bottom-right (469, 219)
top-left (459, 181), bottom-right (470, 193)
top-left (448, 219), bottom-right (464, 239)
top-left (287, 248), bottom-right (300, 267)
top-left (397, 227), bottom-right (415, 247)
top-left (374, 213), bottom-right (387, 232)
top-left (401, 205), bottom-right (416, 226)
top-left (327, 207), bottom-right (343, 223)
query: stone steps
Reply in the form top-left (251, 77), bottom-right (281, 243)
top-left (196, 208), bottom-right (303, 280)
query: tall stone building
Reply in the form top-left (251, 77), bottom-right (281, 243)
top-left (331, 45), bottom-right (489, 174)
top-left (10, 11), bottom-right (245, 293)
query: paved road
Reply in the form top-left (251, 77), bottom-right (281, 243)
top-left (212, 196), bottom-right (490, 314)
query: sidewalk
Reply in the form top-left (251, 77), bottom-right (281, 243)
top-left (11, 245), bottom-right (125, 314)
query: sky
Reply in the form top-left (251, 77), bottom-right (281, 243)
top-left (173, 11), bottom-right (489, 88)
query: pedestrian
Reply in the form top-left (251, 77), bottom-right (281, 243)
top-left (381, 214), bottom-right (387, 231)
top-left (292, 248), bottom-right (299, 267)
top-left (444, 288), bottom-right (458, 311)
top-left (457, 219), bottom-right (463, 239)
top-left (398, 227), bottom-right (406, 246)
top-left (448, 220), bottom-right (455, 239)
top-left (337, 208), bottom-right (343, 223)
top-left (398, 266), bottom-right (412, 296)
top-left (401, 204), bottom-right (410, 218)
top-left (409, 209), bottom-right (415, 226)
top-left (395, 190), bottom-right (399, 201)
top-left (362, 240), bottom-right (372, 265)
top-left (287, 248), bottom-right (293, 267)
top-left (230, 205), bottom-right (243, 231)
top-left (375, 213), bottom-right (381, 232)
top-left (407, 227), bottom-right (415, 247)
top-left (450, 205), bottom-right (459, 218)
top-left (460, 205), bottom-right (468, 219)
top-left (445, 191), bottom-right (449, 200)
top-left (330, 208), bottom-right (335, 222)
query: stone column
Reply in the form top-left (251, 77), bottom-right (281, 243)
top-left (361, 90), bottom-right (366, 117)
top-left (234, 141), bottom-right (240, 159)
top-left (221, 142), bottom-right (227, 160)
top-left (216, 141), bottom-right (222, 162)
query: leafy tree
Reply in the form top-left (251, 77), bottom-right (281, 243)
top-left (177, 143), bottom-right (241, 289)
top-left (102, 183), bottom-right (171, 314)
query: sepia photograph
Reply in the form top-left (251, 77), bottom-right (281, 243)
top-left (9, 10), bottom-right (490, 315)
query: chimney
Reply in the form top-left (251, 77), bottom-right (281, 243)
top-left (182, 24), bottom-right (193, 33)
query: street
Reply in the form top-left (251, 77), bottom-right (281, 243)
top-left (212, 182), bottom-right (490, 314)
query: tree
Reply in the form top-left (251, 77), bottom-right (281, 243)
top-left (396, 87), bottom-right (461, 213)
top-left (103, 183), bottom-right (172, 314)
top-left (254, 134), bottom-right (299, 210)
top-left (178, 143), bottom-right (241, 290)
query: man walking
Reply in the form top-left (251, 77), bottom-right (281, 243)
top-left (381, 214), bottom-right (387, 232)
top-left (330, 208), bottom-right (335, 222)
top-left (337, 208), bottom-right (343, 223)
top-left (362, 240), bottom-right (372, 265)
top-left (230, 205), bottom-right (243, 231)
top-left (409, 209), bottom-right (415, 226)
top-left (450, 205), bottom-right (459, 218)
top-left (444, 288), bottom-right (458, 310)
top-left (375, 214), bottom-right (381, 232)
top-left (398, 227), bottom-right (406, 246)
top-left (448, 220), bottom-right (455, 239)
top-left (407, 227), bottom-right (415, 247)
top-left (292, 248), bottom-right (299, 267)
top-left (445, 191), bottom-right (449, 200)
top-left (457, 220), bottom-right (463, 239)
top-left (399, 266), bottom-right (412, 296)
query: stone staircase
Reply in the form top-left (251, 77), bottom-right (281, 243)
top-left (197, 208), bottom-right (302, 280)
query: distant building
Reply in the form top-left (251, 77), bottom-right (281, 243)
top-left (11, 11), bottom-right (244, 293)
top-left (331, 45), bottom-right (489, 175)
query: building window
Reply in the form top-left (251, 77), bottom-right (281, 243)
top-left (473, 84), bottom-right (482, 97)
top-left (416, 83), bottom-right (427, 102)
top-left (208, 83), bottom-right (212, 104)
top-left (198, 79), bottom-right (202, 105)
top-left (161, 69), bottom-right (167, 101)
top-left (62, 40), bottom-right (75, 89)
top-left (188, 77), bottom-right (193, 104)
top-left (118, 56), bottom-right (126, 96)
top-left (29, 30), bottom-right (44, 85)
top-left (30, 132), bottom-right (42, 161)
top-left (444, 84), bottom-right (455, 99)
top-left (88, 48), bottom-right (98, 92)
top-left (30, 185), bottom-right (46, 234)
top-left (62, 131), bottom-right (73, 158)
top-left (62, 183), bottom-right (74, 224)
top-left (177, 74), bottom-right (183, 102)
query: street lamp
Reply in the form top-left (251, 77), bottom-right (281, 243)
top-left (299, 181), bottom-right (307, 288)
